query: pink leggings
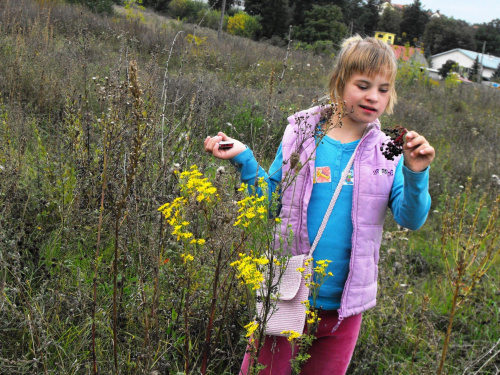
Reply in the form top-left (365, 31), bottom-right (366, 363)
top-left (240, 310), bottom-right (362, 375)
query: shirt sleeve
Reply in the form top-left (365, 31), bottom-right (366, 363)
top-left (229, 144), bottom-right (283, 198)
top-left (389, 159), bottom-right (431, 230)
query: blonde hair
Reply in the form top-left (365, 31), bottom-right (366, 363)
top-left (329, 35), bottom-right (398, 114)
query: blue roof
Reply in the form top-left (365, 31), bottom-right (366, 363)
top-left (432, 49), bottom-right (500, 70)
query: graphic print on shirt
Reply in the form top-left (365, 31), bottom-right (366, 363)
top-left (344, 168), bottom-right (354, 185)
top-left (315, 166), bottom-right (331, 183)
top-left (372, 168), bottom-right (394, 176)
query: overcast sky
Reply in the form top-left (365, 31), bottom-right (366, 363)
top-left (394, 0), bottom-right (498, 24)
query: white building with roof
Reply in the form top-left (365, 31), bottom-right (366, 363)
top-left (430, 49), bottom-right (500, 81)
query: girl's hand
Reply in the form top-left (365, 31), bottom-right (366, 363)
top-left (204, 132), bottom-right (246, 160)
top-left (403, 131), bottom-right (435, 172)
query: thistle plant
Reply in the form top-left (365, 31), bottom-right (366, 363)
top-left (437, 180), bottom-right (500, 375)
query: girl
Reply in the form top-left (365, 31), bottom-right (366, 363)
top-left (204, 35), bottom-right (435, 375)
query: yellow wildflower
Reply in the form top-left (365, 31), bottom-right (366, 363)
top-left (244, 321), bottom-right (259, 338)
top-left (181, 253), bottom-right (194, 263)
top-left (281, 330), bottom-right (302, 341)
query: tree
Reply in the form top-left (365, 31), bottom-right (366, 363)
top-left (208, 0), bottom-right (234, 13)
top-left (292, 4), bottom-right (347, 45)
top-left (468, 56), bottom-right (480, 81)
top-left (244, 0), bottom-right (290, 39)
top-left (400, 0), bottom-right (429, 43)
top-left (288, 0), bottom-right (361, 31)
top-left (438, 59), bottom-right (457, 78)
top-left (340, 0), bottom-right (365, 35)
top-left (492, 62), bottom-right (500, 82)
top-left (423, 16), bottom-right (476, 55)
top-left (474, 19), bottom-right (500, 56)
top-left (377, 6), bottom-right (401, 35)
top-left (357, 0), bottom-right (380, 37)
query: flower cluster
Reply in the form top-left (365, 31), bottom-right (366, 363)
top-left (280, 330), bottom-right (302, 342)
top-left (314, 259), bottom-right (333, 277)
top-left (181, 253), bottom-right (194, 263)
top-left (158, 166), bottom-right (216, 259)
top-left (178, 165), bottom-right (218, 203)
top-left (233, 179), bottom-right (268, 228)
top-left (304, 259), bottom-right (332, 289)
top-left (230, 252), bottom-right (270, 290)
top-left (244, 321), bottom-right (259, 338)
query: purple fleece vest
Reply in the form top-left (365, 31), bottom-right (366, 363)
top-left (276, 106), bottom-right (400, 318)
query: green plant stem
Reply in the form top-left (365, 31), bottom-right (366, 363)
top-left (184, 280), bottom-right (191, 375)
top-left (200, 240), bottom-right (224, 374)
top-left (438, 274), bottom-right (462, 375)
top-left (92, 131), bottom-right (109, 375)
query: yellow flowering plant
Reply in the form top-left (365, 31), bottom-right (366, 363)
top-left (284, 258), bottom-right (334, 374)
top-left (158, 165), bottom-right (234, 374)
top-left (228, 178), bottom-right (299, 375)
top-left (157, 167), bottom-right (302, 375)
top-left (157, 166), bottom-right (291, 375)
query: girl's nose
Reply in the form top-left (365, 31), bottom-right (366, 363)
top-left (366, 89), bottom-right (379, 102)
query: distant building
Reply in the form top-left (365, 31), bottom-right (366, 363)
top-left (431, 49), bottom-right (500, 81)
top-left (379, 0), bottom-right (404, 15)
top-left (374, 31), bottom-right (396, 45)
top-left (429, 10), bottom-right (441, 18)
top-left (233, 0), bottom-right (245, 10)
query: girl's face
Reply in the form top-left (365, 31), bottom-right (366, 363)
top-left (341, 72), bottom-right (391, 128)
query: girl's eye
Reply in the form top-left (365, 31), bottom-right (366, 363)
top-left (379, 88), bottom-right (389, 93)
top-left (358, 85), bottom-right (368, 90)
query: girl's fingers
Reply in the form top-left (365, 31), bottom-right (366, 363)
top-left (204, 135), bottom-right (222, 153)
top-left (404, 134), bottom-right (425, 149)
top-left (410, 144), bottom-right (428, 157)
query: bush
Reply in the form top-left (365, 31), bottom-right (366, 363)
top-left (168, 0), bottom-right (207, 23)
top-left (196, 9), bottom-right (230, 31)
top-left (66, 0), bottom-right (114, 13)
top-left (227, 12), bottom-right (262, 39)
top-left (311, 40), bottom-right (335, 56)
top-left (197, 9), bottom-right (222, 30)
top-left (293, 40), bottom-right (336, 56)
top-left (438, 59), bottom-right (458, 78)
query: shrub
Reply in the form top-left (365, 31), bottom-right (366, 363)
top-left (438, 59), bottom-right (458, 78)
top-left (311, 40), bottom-right (335, 56)
top-left (66, 0), bottom-right (114, 13)
top-left (227, 12), bottom-right (262, 39)
top-left (197, 9), bottom-right (222, 30)
top-left (168, 0), bottom-right (207, 22)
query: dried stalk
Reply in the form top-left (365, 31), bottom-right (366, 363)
top-left (437, 181), bottom-right (500, 374)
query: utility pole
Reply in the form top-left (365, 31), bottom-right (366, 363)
top-left (218, 0), bottom-right (227, 40)
top-left (478, 41), bottom-right (486, 84)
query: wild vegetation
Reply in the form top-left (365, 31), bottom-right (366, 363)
top-left (0, 1), bottom-right (499, 374)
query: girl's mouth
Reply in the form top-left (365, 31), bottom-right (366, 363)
top-left (359, 105), bottom-right (377, 113)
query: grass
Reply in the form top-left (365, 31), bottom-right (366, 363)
top-left (0, 1), bottom-right (499, 374)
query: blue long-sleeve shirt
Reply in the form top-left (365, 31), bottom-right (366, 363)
top-left (231, 135), bottom-right (430, 310)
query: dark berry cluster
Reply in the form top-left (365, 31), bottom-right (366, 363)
top-left (381, 126), bottom-right (408, 161)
